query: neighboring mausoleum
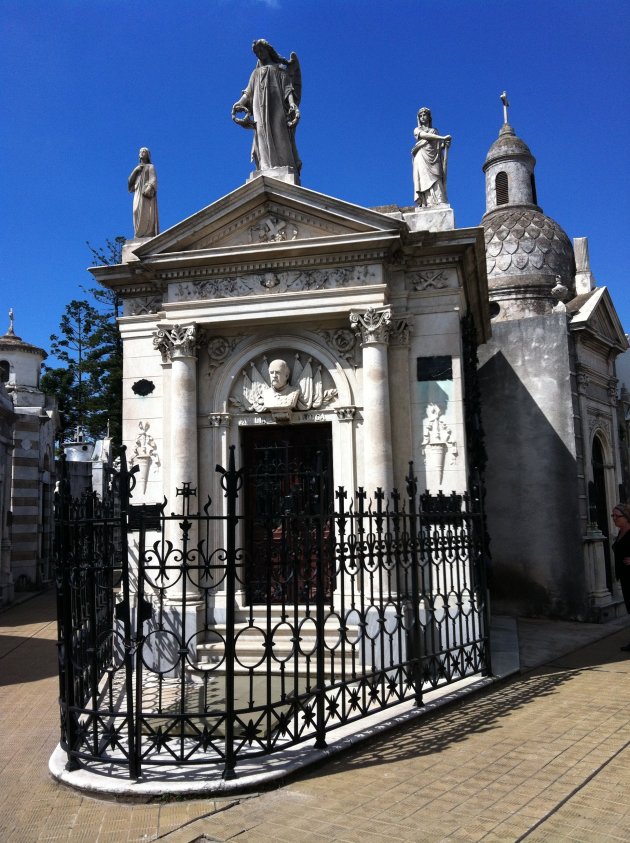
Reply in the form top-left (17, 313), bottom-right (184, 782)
top-left (477, 99), bottom-right (628, 619)
top-left (0, 312), bottom-right (58, 603)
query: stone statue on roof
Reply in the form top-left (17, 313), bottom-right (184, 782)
top-left (232, 40), bottom-right (302, 181)
top-left (128, 147), bottom-right (159, 238)
top-left (412, 107), bottom-right (451, 207)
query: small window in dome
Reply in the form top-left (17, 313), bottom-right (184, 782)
top-left (0, 360), bottom-right (9, 384)
top-left (495, 172), bottom-right (509, 205)
top-left (530, 174), bottom-right (538, 205)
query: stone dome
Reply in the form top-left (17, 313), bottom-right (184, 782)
top-left (483, 124), bottom-right (534, 170)
top-left (482, 207), bottom-right (575, 286)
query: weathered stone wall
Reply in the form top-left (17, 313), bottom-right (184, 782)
top-left (478, 314), bottom-right (585, 617)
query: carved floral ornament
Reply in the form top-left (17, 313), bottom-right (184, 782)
top-left (153, 324), bottom-right (198, 362)
top-left (207, 335), bottom-right (243, 375)
top-left (349, 307), bottom-right (392, 345)
top-left (130, 421), bottom-right (160, 494)
top-left (316, 328), bottom-right (358, 367)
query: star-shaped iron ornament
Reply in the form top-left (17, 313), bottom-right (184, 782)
top-left (301, 704), bottom-right (315, 727)
top-left (348, 688), bottom-right (361, 711)
top-left (242, 719), bottom-right (261, 746)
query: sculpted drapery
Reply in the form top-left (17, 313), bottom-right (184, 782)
top-left (412, 108), bottom-right (451, 207)
top-left (232, 40), bottom-right (301, 177)
top-left (128, 147), bottom-right (159, 238)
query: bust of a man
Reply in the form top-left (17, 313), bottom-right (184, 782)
top-left (263, 359), bottom-right (300, 410)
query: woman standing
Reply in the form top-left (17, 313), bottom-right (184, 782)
top-left (612, 503), bottom-right (630, 651)
top-left (412, 107), bottom-right (451, 207)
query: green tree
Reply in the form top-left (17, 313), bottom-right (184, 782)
top-left (41, 237), bottom-right (124, 445)
top-left (84, 237), bottom-right (124, 446)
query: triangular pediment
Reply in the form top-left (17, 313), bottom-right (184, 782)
top-left (131, 176), bottom-right (404, 260)
top-left (570, 287), bottom-right (628, 352)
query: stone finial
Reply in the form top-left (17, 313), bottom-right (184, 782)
top-left (574, 237), bottom-right (596, 295)
top-left (551, 275), bottom-right (569, 313)
top-left (7, 308), bottom-right (14, 336)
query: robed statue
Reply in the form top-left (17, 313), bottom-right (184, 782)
top-left (232, 40), bottom-right (302, 180)
top-left (128, 147), bottom-right (159, 238)
top-left (412, 107), bottom-right (451, 207)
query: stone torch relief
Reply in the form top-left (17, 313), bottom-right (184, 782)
top-left (229, 353), bottom-right (338, 420)
top-left (422, 403), bottom-right (458, 488)
top-left (130, 421), bottom-right (160, 494)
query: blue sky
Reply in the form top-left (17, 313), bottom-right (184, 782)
top-left (1, 0), bottom-right (629, 359)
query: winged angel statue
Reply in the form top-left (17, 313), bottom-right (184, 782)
top-left (231, 40), bottom-right (302, 177)
top-left (230, 356), bottom-right (337, 414)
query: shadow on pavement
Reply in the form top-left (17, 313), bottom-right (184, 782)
top-left (298, 665), bottom-right (595, 781)
top-left (0, 633), bottom-right (58, 685)
top-left (0, 589), bottom-right (56, 627)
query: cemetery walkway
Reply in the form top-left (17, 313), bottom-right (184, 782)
top-left (2, 590), bottom-right (630, 842)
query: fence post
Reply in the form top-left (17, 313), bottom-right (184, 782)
top-left (55, 457), bottom-right (80, 771)
top-left (114, 447), bottom-right (140, 780)
top-left (217, 446), bottom-right (243, 780)
top-left (314, 451), bottom-right (327, 750)
top-left (406, 463), bottom-right (424, 706)
top-left (470, 482), bottom-right (493, 677)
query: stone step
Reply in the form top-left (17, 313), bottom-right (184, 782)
top-left (192, 615), bottom-right (366, 675)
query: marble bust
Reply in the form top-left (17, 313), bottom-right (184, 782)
top-left (262, 359), bottom-right (301, 410)
top-left (231, 353), bottom-right (338, 414)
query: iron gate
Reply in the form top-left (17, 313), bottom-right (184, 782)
top-left (55, 447), bottom-right (491, 781)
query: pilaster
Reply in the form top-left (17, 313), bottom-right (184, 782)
top-left (350, 307), bottom-right (394, 495)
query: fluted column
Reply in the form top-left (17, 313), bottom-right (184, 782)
top-left (154, 324), bottom-right (199, 499)
top-left (350, 307), bottom-right (394, 496)
top-left (152, 325), bottom-right (199, 664)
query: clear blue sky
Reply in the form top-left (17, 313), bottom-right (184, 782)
top-left (1, 0), bottom-right (629, 360)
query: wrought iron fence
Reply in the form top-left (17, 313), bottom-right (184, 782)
top-left (55, 447), bottom-right (491, 781)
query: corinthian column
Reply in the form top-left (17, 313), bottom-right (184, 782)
top-left (350, 307), bottom-right (394, 496)
top-left (152, 324), bottom-right (199, 666)
top-left (153, 324), bottom-right (199, 511)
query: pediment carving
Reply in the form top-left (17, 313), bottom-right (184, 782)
top-left (129, 178), bottom-right (403, 260)
top-left (182, 203), bottom-right (366, 251)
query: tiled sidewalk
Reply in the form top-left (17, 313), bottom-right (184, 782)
top-left (2, 590), bottom-right (630, 842)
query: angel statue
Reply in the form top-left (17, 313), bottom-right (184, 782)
top-left (232, 355), bottom-right (337, 414)
top-left (231, 40), bottom-right (302, 180)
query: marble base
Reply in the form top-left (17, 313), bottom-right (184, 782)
top-left (122, 238), bottom-right (153, 263)
top-left (404, 204), bottom-right (455, 233)
top-left (247, 166), bottom-right (300, 186)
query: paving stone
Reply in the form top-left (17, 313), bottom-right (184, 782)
top-left (3, 592), bottom-right (630, 841)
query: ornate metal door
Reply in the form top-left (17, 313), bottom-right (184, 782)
top-left (241, 423), bottom-right (333, 604)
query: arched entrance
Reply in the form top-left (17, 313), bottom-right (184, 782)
top-left (241, 422), bottom-right (334, 604)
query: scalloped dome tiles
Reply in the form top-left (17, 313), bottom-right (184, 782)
top-left (482, 208), bottom-right (574, 282)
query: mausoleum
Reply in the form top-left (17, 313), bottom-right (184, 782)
top-left (477, 110), bottom-right (628, 620)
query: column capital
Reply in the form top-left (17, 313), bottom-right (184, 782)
top-left (153, 324), bottom-right (198, 362)
top-left (349, 307), bottom-right (392, 346)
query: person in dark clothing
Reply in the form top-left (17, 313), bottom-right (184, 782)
top-left (612, 503), bottom-right (630, 652)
